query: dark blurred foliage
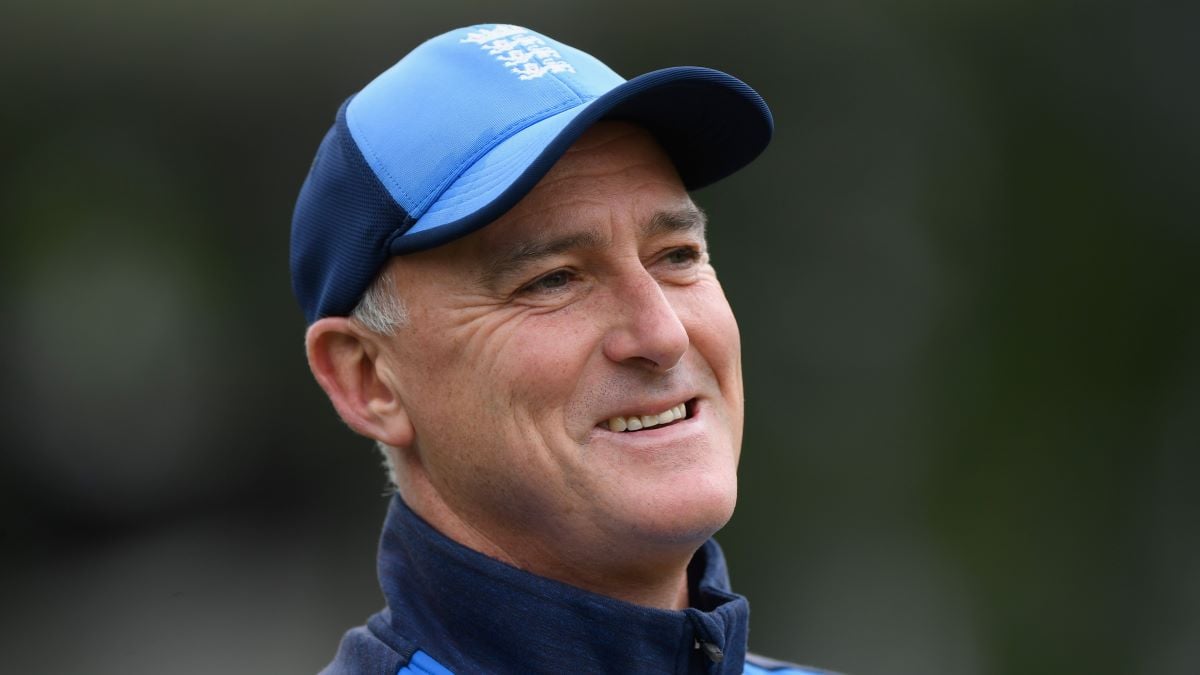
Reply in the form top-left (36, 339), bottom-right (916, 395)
top-left (1, 1), bottom-right (1196, 673)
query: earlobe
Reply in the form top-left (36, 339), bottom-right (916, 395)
top-left (305, 318), bottom-right (415, 448)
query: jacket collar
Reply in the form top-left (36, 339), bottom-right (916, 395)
top-left (377, 494), bottom-right (750, 674)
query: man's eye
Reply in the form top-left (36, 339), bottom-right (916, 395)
top-left (522, 269), bottom-right (575, 294)
top-left (664, 247), bottom-right (702, 265)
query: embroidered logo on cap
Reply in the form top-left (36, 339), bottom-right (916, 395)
top-left (462, 24), bottom-right (577, 80)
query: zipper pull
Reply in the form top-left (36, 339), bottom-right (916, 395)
top-left (694, 639), bottom-right (725, 664)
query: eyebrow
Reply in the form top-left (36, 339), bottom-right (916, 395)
top-left (476, 205), bottom-right (709, 290)
top-left (645, 205), bottom-right (708, 239)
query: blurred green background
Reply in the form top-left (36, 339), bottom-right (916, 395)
top-left (2, 1), bottom-right (1197, 674)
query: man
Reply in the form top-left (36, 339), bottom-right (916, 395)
top-left (292, 24), bottom-right (832, 675)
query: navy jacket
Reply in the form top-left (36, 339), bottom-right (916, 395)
top-left (321, 495), bottom-right (831, 675)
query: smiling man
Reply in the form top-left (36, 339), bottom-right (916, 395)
top-left (292, 24), bottom-right (831, 675)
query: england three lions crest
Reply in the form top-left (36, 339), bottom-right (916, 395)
top-left (462, 25), bottom-right (577, 81)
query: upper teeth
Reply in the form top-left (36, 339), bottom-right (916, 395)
top-left (606, 403), bottom-right (687, 432)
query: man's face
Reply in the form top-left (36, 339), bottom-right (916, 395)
top-left (377, 121), bottom-right (743, 572)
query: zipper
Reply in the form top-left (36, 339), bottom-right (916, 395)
top-left (694, 639), bottom-right (724, 664)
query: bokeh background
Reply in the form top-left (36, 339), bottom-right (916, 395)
top-left (2, 1), bottom-right (1197, 674)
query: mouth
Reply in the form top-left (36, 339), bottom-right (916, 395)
top-left (601, 399), bottom-right (696, 433)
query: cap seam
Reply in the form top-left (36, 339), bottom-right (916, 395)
top-left (335, 107), bottom-right (418, 265)
top-left (346, 105), bottom-right (418, 211)
top-left (407, 96), bottom-right (581, 218)
top-left (548, 67), bottom-right (595, 100)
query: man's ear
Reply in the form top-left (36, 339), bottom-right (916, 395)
top-left (305, 317), bottom-right (415, 448)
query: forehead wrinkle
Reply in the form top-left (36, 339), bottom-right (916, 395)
top-left (474, 203), bottom-right (708, 290)
top-left (476, 228), bottom-right (608, 290)
top-left (472, 188), bottom-right (708, 288)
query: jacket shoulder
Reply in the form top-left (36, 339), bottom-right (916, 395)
top-left (744, 651), bottom-right (844, 675)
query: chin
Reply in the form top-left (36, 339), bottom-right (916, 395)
top-left (621, 473), bottom-right (739, 547)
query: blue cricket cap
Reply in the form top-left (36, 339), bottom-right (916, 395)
top-left (291, 24), bottom-right (774, 324)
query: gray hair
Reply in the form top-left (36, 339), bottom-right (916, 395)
top-left (349, 268), bottom-right (408, 489)
top-left (350, 268), bottom-right (408, 336)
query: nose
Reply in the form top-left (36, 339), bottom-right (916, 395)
top-left (601, 270), bottom-right (690, 371)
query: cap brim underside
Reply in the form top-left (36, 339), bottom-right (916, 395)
top-left (389, 66), bottom-right (773, 255)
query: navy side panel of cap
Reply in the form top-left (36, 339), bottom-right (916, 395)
top-left (388, 66), bottom-right (772, 257)
top-left (291, 98), bottom-right (414, 323)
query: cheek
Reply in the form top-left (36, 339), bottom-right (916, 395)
top-left (436, 307), bottom-right (601, 438)
top-left (498, 314), bottom-right (600, 414)
top-left (680, 283), bottom-right (745, 437)
top-left (680, 283), bottom-right (742, 373)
